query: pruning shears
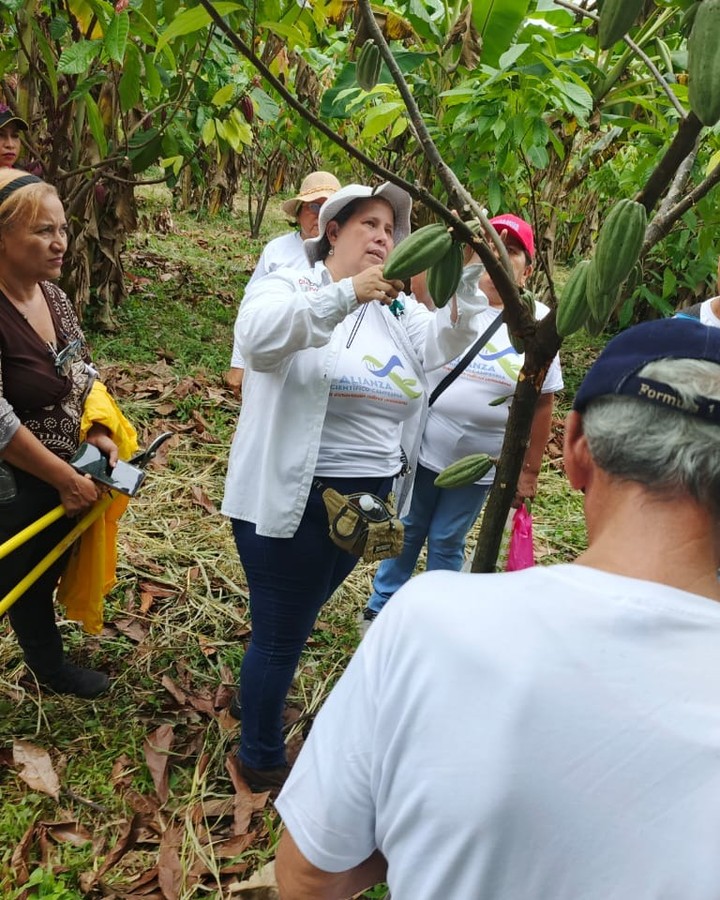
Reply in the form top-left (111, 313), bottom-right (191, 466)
top-left (0, 432), bottom-right (173, 617)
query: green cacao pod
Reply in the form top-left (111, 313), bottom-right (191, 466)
top-left (383, 223), bottom-right (453, 281)
top-left (434, 453), bottom-right (495, 489)
top-left (590, 198), bottom-right (647, 293)
top-left (688, 0), bottom-right (720, 126)
top-left (556, 259), bottom-right (592, 337)
top-left (427, 242), bottom-right (464, 308)
top-left (356, 39), bottom-right (381, 92)
top-left (598, 0), bottom-right (645, 49)
top-left (508, 330), bottom-right (525, 354)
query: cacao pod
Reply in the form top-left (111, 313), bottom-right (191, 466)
top-left (556, 259), bottom-right (592, 337)
top-left (426, 242), bottom-right (464, 308)
top-left (688, 0), bottom-right (720, 126)
top-left (589, 198), bottom-right (646, 300)
top-left (434, 453), bottom-right (495, 489)
top-left (598, 0), bottom-right (645, 50)
top-left (587, 275), bottom-right (621, 327)
top-left (356, 39), bottom-right (381, 92)
top-left (240, 95), bottom-right (254, 124)
top-left (383, 223), bottom-right (453, 281)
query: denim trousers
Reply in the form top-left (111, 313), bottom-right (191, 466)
top-left (367, 462), bottom-right (489, 614)
top-left (232, 474), bottom-right (393, 770)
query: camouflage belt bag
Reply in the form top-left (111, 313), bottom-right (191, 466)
top-left (316, 481), bottom-right (404, 562)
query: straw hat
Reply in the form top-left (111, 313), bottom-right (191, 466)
top-left (304, 182), bottom-right (412, 267)
top-left (281, 171), bottom-right (341, 217)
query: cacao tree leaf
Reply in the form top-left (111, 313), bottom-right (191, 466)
top-left (104, 9), bottom-right (129, 63)
top-left (85, 93), bottom-right (108, 158)
top-left (211, 83), bottom-right (235, 106)
top-left (57, 39), bottom-right (102, 74)
top-left (155, 2), bottom-right (242, 57)
top-left (143, 52), bottom-right (163, 99)
top-left (361, 101), bottom-right (403, 138)
top-left (119, 41), bottom-right (141, 111)
top-left (201, 118), bottom-right (217, 145)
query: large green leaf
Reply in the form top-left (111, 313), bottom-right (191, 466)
top-left (119, 41), bottom-right (141, 111)
top-left (57, 39), bottom-right (102, 75)
top-left (84, 94), bottom-right (108, 158)
top-left (155, 2), bottom-right (242, 56)
top-left (471, 0), bottom-right (531, 68)
top-left (104, 10), bottom-right (129, 63)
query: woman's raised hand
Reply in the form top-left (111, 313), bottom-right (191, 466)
top-left (352, 265), bottom-right (404, 306)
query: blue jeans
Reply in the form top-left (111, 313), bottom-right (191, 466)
top-left (367, 463), bottom-right (489, 614)
top-left (232, 474), bottom-right (393, 770)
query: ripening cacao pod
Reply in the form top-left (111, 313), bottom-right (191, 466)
top-left (587, 198), bottom-right (646, 311)
top-left (598, 0), bottom-right (645, 49)
top-left (240, 95), bottom-right (254, 124)
top-left (556, 259), bottom-right (592, 337)
top-left (426, 242), bottom-right (464, 308)
top-left (356, 39), bottom-right (381, 91)
top-left (383, 223), bottom-right (453, 281)
top-left (434, 453), bottom-right (495, 489)
top-left (688, 0), bottom-right (720, 126)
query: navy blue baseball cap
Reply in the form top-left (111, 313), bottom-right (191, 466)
top-left (573, 317), bottom-right (720, 425)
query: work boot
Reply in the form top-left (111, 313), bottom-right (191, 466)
top-left (239, 761), bottom-right (291, 795)
top-left (35, 661), bottom-right (110, 699)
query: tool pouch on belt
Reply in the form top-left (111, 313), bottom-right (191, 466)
top-left (317, 483), bottom-right (404, 562)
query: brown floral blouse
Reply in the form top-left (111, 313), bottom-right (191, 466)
top-left (0, 282), bottom-right (93, 461)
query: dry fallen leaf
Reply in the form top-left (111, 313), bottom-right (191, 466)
top-left (144, 724), bottom-right (174, 805)
top-left (13, 740), bottom-right (61, 801)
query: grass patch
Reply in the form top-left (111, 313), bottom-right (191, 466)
top-left (0, 191), bottom-right (599, 896)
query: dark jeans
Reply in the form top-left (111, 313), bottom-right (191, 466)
top-left (232, 474), bottom-right (393, 769)
top-left (0, 468), bottom-right (73, 678)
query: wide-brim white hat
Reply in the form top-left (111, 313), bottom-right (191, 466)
top-left (304, 182), bottom-right (412, 267)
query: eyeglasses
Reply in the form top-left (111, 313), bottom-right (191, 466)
top-left (305, 202), bottom-right (323, 213)
top-left (48, 337), bottom-right (83, 376)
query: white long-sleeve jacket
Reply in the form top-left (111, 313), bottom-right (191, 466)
top-left (221, 262), bottom-right (487, 537)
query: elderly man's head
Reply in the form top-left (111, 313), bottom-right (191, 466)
top-left (567, 318), bottom-right (720, 517)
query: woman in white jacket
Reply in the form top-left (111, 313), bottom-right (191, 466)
top-left (222, 183), bottom-right (486, 792)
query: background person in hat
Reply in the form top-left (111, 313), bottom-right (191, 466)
top-left (275, 317), bottom-right (720, 900)
top-left (221, 182), bottom-right (489, 793)
top-left (0, 168), bottom-right (121, 698)
top-left (0, 105), bottom-right (29, 169)
top-left (361, 213), bottom-right (562, 630)
top-left (226, 170), bottom-right (341, 397)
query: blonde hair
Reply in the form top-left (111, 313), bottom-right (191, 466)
top-left (0, 168), bottom-right (60, 231)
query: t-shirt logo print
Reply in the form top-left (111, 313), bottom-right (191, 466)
top-left (363, 354), bottom-right (421, 399)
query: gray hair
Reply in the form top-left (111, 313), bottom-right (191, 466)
top-left (582, 357), bottom-right (720, 517)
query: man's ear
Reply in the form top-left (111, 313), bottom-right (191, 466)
top-left (564, 410), bottom-right (593, 491)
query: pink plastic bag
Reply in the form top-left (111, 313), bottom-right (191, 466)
top-left (505, 504), bottom-right (535, 571)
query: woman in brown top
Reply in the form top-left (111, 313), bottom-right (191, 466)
top-left (0, 168), bottom-right (118, 698)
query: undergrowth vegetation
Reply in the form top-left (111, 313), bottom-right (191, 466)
top-left (0, 189), bottom-right (594, 897)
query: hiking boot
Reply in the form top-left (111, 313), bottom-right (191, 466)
top-left (239, 761), bottom-right (291, 795)
top-left (358, 606), bottom-right (378, 638)
top-left (36, 662), bottom-right (110, 699)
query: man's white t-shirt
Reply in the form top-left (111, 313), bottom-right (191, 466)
top-left (420, 302), bottom-right (563, 482)
top-left (277, 565), bottom-right (720, 899)
top-left (699, 297), bottom-right (720, 328)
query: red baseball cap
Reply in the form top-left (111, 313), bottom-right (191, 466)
top-left (489, 214), bottom-right (534, 260)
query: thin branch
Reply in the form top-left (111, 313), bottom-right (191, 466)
top-left (642, 160), bottom-right (720, 255)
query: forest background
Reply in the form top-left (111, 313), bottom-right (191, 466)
top-left (1, 0), bottom-right (720, 895)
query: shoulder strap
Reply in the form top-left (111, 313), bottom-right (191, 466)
top-left (429, 311), bottom-right (504, 407)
